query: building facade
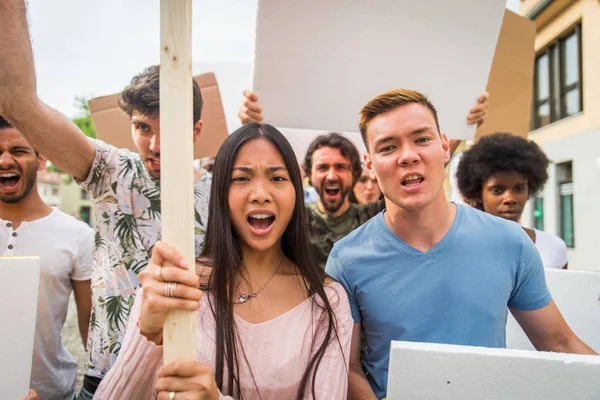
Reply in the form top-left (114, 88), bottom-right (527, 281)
top-left (60, 177), bottom-right (95, 226)
top-left (37, 170), bottom-right (62, 207)
top-left (520, 0), bottom-right (600, 271)
top-left (37, 170), bottom-right (96, 226)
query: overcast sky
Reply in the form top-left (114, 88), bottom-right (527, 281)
top-left (27, 0), bottom-right (519, 119)
top-left (28, 0), bottom-right (257, 118)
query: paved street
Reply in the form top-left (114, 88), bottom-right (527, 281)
top-left (62, 295), bottom-right (86, 393)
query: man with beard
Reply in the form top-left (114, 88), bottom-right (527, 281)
top-left (302, 132), bottom-right (383, 267)
top-left (238, 90), bottom-right (489, 268)
top-left (0, 116), bottom-right (94, 400)
top-left (0, 4), bottom-right (211, 397)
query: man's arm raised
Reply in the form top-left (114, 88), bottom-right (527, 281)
top-left (0, 0), bottom-right (95, 182)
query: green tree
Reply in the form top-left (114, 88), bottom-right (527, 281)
top-left (72, 95), bottom-right (96, 139)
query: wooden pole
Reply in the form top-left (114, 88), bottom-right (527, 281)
top-left (160, 0), bottom-right (196, 363)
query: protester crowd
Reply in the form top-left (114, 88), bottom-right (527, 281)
top-left (0, 1), bottom-right (596, 400)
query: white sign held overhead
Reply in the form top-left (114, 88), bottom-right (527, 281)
top-left (253, 0), bottom-right (506, 140)
top-left (0, 257), bottom-right (40, 399)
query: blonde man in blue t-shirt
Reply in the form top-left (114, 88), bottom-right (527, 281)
top-left (325, 88), bottom-right (596, 400)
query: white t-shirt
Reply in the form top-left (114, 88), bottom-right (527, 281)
top-left (449, 152), bottom-right (466, 205)
top-left (0, 208), bottom-right (94, 400)
top-left (534, 229), bottom-right (568, 269)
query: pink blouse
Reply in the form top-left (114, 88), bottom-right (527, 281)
top-left (95, 282), bottom-right (353, 399)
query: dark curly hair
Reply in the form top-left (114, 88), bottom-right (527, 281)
top-left (303, 132), bottom-right (362, 186)
top-left (118, 65), bottom-right (203, 124)
top-left (0, 115), bottom-right (39, 155)
top-left (0, 115), bottom-right (14, 129)
top-left (456, 133), bottom-right (549, 204)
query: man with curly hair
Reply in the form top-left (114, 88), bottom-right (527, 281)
top-left (456, 133), bottom-right (568, 269)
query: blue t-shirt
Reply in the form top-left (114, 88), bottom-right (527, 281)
top-left (325, 204), bottom-right (552, 399)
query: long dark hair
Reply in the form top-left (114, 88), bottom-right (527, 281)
top-left (200, 123), bottom-right (342, 399)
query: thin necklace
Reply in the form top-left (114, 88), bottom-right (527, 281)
top-left (236, 256), bottom-right (284, 304)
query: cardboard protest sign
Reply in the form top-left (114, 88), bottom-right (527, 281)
top-left (476, 10), bottom-right (536, 139)
top-left (0, 257), bottom-right (40, 399)
top-left (89, 72), bottom-right (229, 158)
top-left (253, 0), bottom-right (506, 140)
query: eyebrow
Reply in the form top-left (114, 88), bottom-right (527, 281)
top-left (232, 166), bottom-right (287, 173)
top-left (411, 126), bottom-right (434, 135)
top-left (373, 126), bottom-right (435, 147)
top-left (315, 162), bottom-right (348, 167)
top-left (373, 136), bottom-right (395, 148)
top-left (9, 146), bottom-right (32, 152)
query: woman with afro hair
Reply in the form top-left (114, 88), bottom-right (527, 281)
top-left (456, 133), bottom-right (568, 269)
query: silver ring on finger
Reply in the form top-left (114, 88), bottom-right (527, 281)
top-left (164, 281), bottom-right (177, 298)
top-left (169, 391), bottom-right (176, 400)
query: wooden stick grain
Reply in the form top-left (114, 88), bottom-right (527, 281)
top-left (160, 0), bottom-right (196, 363)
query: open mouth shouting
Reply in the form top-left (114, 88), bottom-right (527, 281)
top-left (146, 157), bottom-right (161, 172)
top-left (401, 173), bottom-right (424, 190)
top-left (0, 170), bottom-right (22, 193)
top-left (322, 181), bottom-right (342, 202)
top-left (246, 210), bottom-right (276, 236)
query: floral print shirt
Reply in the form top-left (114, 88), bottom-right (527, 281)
top-left (78, 139), bottom-right (211, 379)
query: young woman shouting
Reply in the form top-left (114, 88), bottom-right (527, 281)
top-left (96, 123), bottom-right (352, 399)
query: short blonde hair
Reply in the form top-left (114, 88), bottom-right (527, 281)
top-left (359, 89), bottom-right (440, 149)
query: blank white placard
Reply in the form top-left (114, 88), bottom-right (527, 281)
top-left (507, 268), bottom-right (600, 353)
top-left (0, 257), bottom-right (40, 399)
top-left (253, 0), bottom-right (506, 140)
top-left (387, 341), bottom-right (600, 399)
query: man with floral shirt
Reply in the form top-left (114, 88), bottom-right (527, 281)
top-left (0, 4), bottom-right (211, 397)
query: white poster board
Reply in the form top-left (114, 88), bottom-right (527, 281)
top-left (0, 257), bottom-right (40, 399)
top-left (507, 268), bottom-right (600, 353)
top-left (279, 128), bottom-right (366, 164)
top-left (253, 0), bottom-right (506, 140)
top-left (387, 341), bottom-right (600, 399)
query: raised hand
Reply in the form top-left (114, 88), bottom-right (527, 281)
top-left (22, 389), bottom-right (40, 400)
top-left (467, 91), bottom-right (489, 126)
top-left (238, 90), bottom-right (264, 125)
top-left (137, 241), bottom-right (203, 344)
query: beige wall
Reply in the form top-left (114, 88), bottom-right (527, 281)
top-left (525, 0), bottom-right (600, 146)
top-left (518, 0), bottom-right (600, 271)
top-left (521, 0), bottom-right (543, 16)
top-left (59, 178), bottom-right (95, 226)
top-left (38, 182), bottom-right (61, 207)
